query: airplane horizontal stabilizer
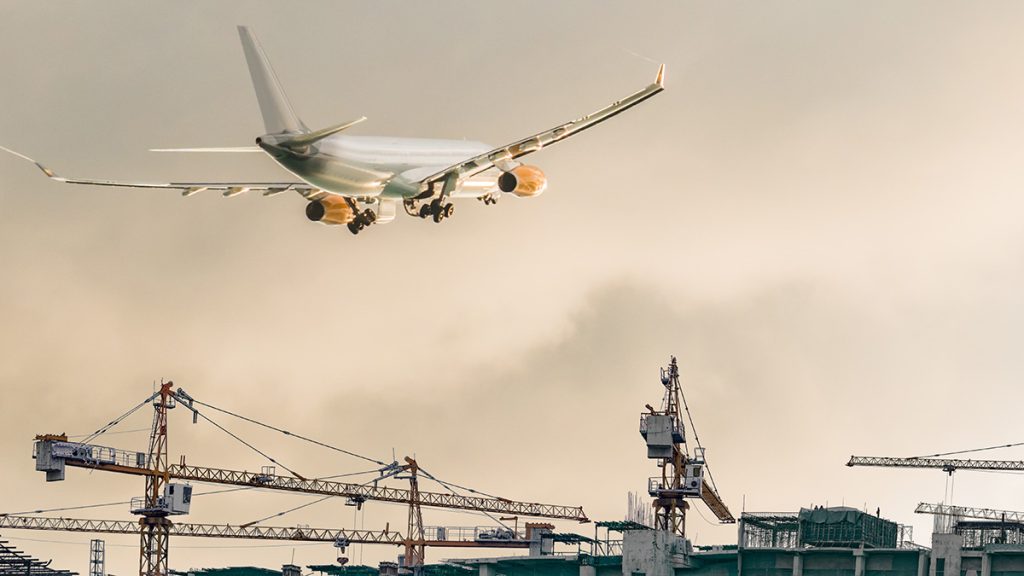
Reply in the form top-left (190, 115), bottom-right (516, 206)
top-left (279, 117), bottom-right (367, 149)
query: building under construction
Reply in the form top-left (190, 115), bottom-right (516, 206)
top-left (8, 358), bottom-right (1024, 576)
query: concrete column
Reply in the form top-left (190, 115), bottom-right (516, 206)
top-left (981, 552), bottom-right (991, 576)
top-left (479, 564), bottom-right (496, 576)
top-left (792, 554), bottom-right (803, 576)
top-left (918, 551), bottom-right (928, 576)
top-left (580, 565), bottom-right (597, 576)
top-left (854, 549), bottom-right (865, 576)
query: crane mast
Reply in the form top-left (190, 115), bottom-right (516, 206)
top-left (140, 382), bottom-right (174, 576)
top-left (400, 458), bottom-right (426, 572)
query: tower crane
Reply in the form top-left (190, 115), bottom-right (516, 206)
top-left (847, 456), bottom-right (1024, 473)
top-left (843, 455), bottom-right (1024, 518)
top-left (640, 357), bottom-right (734, 539)
top-left (24, 382), bottom-right (588, 576)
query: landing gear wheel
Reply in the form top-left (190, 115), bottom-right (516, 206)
top-left (443, 203), bottom-right (454, 218)
top-left (427, 199), bottom-right (448, 223)
top-left (362, 209), bottom-right (376, 223)
top-left (419, 204), bottom-right (432, 219)
top-left (347, 222), bottom-right (360, 235)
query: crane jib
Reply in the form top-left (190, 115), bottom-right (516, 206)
top-left (32, 438), bottom-right (588, 522)
top-left (847, 455), bottom-right (1024, 471)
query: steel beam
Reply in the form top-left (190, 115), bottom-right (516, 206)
top-left (847, 456), bottom-right (1024, 471)
top-left (0, 515), bottom-right (403, 544)
top-left (48, 457), bottom-right (587, 521)
top-left (915, 503), bottom-right (1024, 523)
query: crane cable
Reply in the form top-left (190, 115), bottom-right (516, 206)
top-left (417, 466), bottom-right (513, 531)
top-left (678, 376), bottom-right (723, 495)
top-left (3, 463), bottom-right (387, 518)
top-left (79, 391), bottom-right (160, 445)
top-left (4, 467), bottom-right (389, 518)
top-left (5, 536), bottom-right (327, 550)
top-left (66, 391), bottom-right (388, 480)
top-left (78, 392), bottom-right (392, 483)
top-left (416, 468), bottom-right (503, 500)
top-left (240, 495), bottom-right (334, 528)
top-left (184, 402), bottom-right (306, 480)
top-left (187, 397), bottom-right (389, 467)
top-left (911, 441), bottom-right (1024, 459)
top-left (1, 486), bottom-right (252, 516)
top-left (238, 473), bottom-right (387, 528)
top-left (68, 428), bottom-right (150, 439)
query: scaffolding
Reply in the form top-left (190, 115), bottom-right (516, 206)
top-left (89, 541), bottom-right (104, 576)
top-left (740, 508), bottom-right (899, 550)
top-left (0, 538), bottom-right (77, 576)
top-left (739, 513), bottom-right (800, 549)
top-left (956, 521), bottom-right (1024, 550)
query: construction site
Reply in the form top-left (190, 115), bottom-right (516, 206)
top-left (2, 358), bottom-right (1024, 576)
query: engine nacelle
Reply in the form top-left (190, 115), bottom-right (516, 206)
top-left (306, 197), bottom-right (355, 225)
top-left (498, 165), bottom-right (547, 198)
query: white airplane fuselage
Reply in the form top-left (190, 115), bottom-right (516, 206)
top-left (258, 133), bottom-right (498, 200)
top-left (0, 26), bottom-right (663, 236)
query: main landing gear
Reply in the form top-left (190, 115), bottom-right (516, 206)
top-left (347, 208), bottom-right (376, 235)
top-left (417, 199), bottom-right (454, 223)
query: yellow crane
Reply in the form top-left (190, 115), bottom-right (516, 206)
top-left (25, 382), bottom-right (587, 576)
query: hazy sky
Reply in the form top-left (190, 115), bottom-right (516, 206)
top-left (4, 1), bottom-right (1024, 574)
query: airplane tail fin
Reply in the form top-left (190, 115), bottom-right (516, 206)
top-left (238, 26), bottom-right (306, 135)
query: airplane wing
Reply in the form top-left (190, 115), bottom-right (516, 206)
top-left (0, 146), bottom-right (316, 198)
top-left (416, 64), bottom-right (665, 197)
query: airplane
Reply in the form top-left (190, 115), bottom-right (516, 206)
top-left (1, 26), bottom-right (665, 235)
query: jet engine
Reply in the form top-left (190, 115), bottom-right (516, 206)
top-left (305, 196), bottom-right (355, 225)
top-left (498, 165), bottom-right (547, 198)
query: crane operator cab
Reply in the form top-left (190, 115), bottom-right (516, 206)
top-left (682, 447), bottom-right (707, 497)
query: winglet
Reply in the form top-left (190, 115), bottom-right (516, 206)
top-left (0, 146), bottom-right (63, 180)
top-left (655, 64), bottom-right (666, 88)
